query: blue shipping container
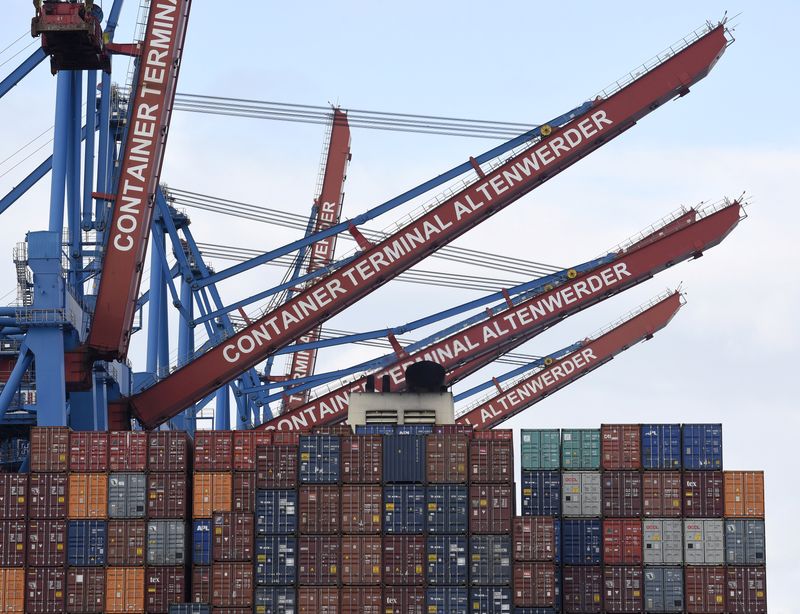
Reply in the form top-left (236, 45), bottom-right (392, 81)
top-left (427, 485), bottom-right (468, 534)
top-left (383, 434), bottom-right (426, 483)
top-left (255, 536), bottom-right (297, 585)
top-left (641, 424), bottom-right (682, 469)
top-left (395, 425), bottom-right (434, 435)
top-left (168, 606), bottom-right (212, 614)
top-left (299, 435), bottom-right (340, 483)
top-left (384, 485), bottom-right (426, 533)
top-left (469, 587), bottom-right (513, 613)
top-left (192, 520), bottom-right (211, 565)
top-left (355, 425), bottom-right (396, 435)
top-left (553, 519), bottom-right (561, 565)
top-left (521, 471), bottom-right (560, 516)
top-left (254, 586), bottom-right (296, 614)
top-left (427, 535), bottom-right (468, 585)
top-left (427, 586), bottom-right (468, 614)
top-left (561, 519), bottom-right (601, 565)
top-left (514, 609), bottom-right (558, 614)
top-left (67, 520), bottom-right (106, 566)
top-left (256, 489), bottom-right (298, 535)
top-left (682, 424), bottom-right (723, 470)
top-left (470, 536), bottom-right (512, 586)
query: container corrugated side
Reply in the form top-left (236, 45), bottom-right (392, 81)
top-left (561, 471), bottom-right (600, 517)
top-left (212, 512), bottom-right (254, 562)
top-left (299, 485), bottom-right (340, 534)
top-left (469, 535), bottom-right (512, 586)
top-left (0, 520), bottom-right (25, 566)
top-left (27, 519), bottom-right (66, 566)
top-left (256, 444), bottom-right (298, 489)
top-left (253, 586), bottom-right (295, 614)
top-left (684, 566), bottom-right (725, 613)
top-left (601, 471), bottom-right (642, 517)
top-left (30, 426), bottom-right (69, 472)
top-left (682, 423), bottom-right (722, 470)
top-left (520, 429), bottom-right (560, 471)
top-left (298, 435), bottom-right (340, 484)
top-left (25, 567), bottom-right (65, 613)
top-left (427, 484), bottom-right (467, 534)
top-left (562, 565), bottom-right (602, 613)
top-left (232, 472), bottom-right (256, 513)
top-left (513, 516), bottom-right (556, 562)
top-left (469, 439), bottom-right (513, 484)
top-left (682, 470), bottom-right (723, 518)
top-left (383, 484), bottom-right (425, 534)
top-left (297, 535), bottom-right (340, 585)
top-left (602, 519), bottom-right (642, 565)
top-left (513, 562), bottom-right (556, 608)
top-left (255, 536), bottom-right (297, 585)
top-left (643, 567), bottom-right (683, 613)
top-left (146, 519), bottom-right (186, 566)
top-left (66, 567), bottom-right (105, 614)
top-left (341, 484), bottom-right (381, 534)
top-left (0, 474), bottom-right (27, 519)
top-left (192, 520), bottom-right (211, 565)
top-left (145, 566), bottom-right (185, 614)
top-left (192, 473), bottom-right (232, 518)
top-left (147, 432), bottom-right (190, 473)
top-left (28, 473), bottom-right (67, 519)
top-left (643, 519), bottom-right (682, 565)
top-left (725, 566), bottom-right (767, 613)
top-left (341, 535), bottom-right (382, 585)
top-left (725, 519), bottom-right (766, 565)
top-left (297, 586), bottom-right (338, 613)
top-left (426, 586), bottom-right (468, 614)
top-left (109, 432), bottom-right (147, 472)
top-left (602, 566), bottom-right (643, 613)
top-left (384, 434), bottom-right (426, 483)
top-left (382, 535), bottom-right (425, 585)
top-left (521, 471), bottom-right (560, 516)
top-left (426, 434), bottom-right (468, 483)
top-left (255, 489), bottom-right (297, 535)
top-left (105, 567), bottom-right (144, 613)
top-left (642, 471), bottom-right (681, 517)
top-left (469, 484), bottom-right (513, 534)
top-left (561, 519), bottom-right (601, 565)
top-left (724, 470), bottom-right (765, 517)
top-left (683, 518), bottom-right (724, 564)
top-left (560, 429), bottom-right (600, 470)
top-left (600, 424), bottom-right (641, 470)
top-left (147, 472), bottom-right (188, 519)
top-left (190, 567), bottom-right (210, 605)
top-left (193, 431), bottom-right (233, 472)
top-left (340, 586), bottom-right (382, 614)
top-left (426, 535), bottom-right (468, 585)
top-left (0, 568), bottom-right (24, 612)
top-left (67, 474), bottom-right (107, 519)
top-left (108, 473), bottom-right (146, 519)
top-left (341, 435), bottom-right (382, 484)
top-left (469, 587), bottom-right (512, 613)
top-left (640, 424), bottom-right (681, 470)
top-left (384, 586), bottom-right (425, 614)
top-left (68, 432), bottom-right (109, 473)
top-left (67, 520), bottom-right (106, 566)
top-left (106, 519), bottom-right (145, 566)
top-left (232, 430), bottom-right (272, 472)
top-left (211, 563), bottom-right (253, 608)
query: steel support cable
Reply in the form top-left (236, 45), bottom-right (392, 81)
top-left (0, 32), bottom-right (30, 57)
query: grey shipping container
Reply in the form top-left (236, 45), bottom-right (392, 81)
top-left (426, 535), bottom-right (468, 585)
top-left (255, 489), bottom-right (297, 535)
top-left (255, 536), bottom-right (297, 585)
top-left (683, 518), bottom-right (724, 564)
top-left (725, 519), bottom-right (766, 564)
top-left (254, 587), bottom-right (296, 614)
top-left (146, 519), bottom-right (186, 566)
top-left (561, 471), bottom-right (601, 517)
top-left (383, 434), bottom-right (426, 483)
top-left (644, 567), bottom-right (684, 613)
top-left (427, 484), bottom-right (468, 534)
top-left (469, 587), bottom-right (513, 613)
top-left (643, 519), bottom-right (683, 564)
top-left (107, 472), bottom-right (146, 519)
top-left (470, 535), bottom-right (512, 586)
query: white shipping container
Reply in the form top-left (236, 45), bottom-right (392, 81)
top-left (561, 472), bottom-right (601, 517)
top-left (683, 519), bottom-right (724, 564)
top-left (643, 519), bottom-right (683, 564)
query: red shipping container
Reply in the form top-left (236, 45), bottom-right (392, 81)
top-left (513, 562), bottom-right (556, 607)
top-left (107, 520), bottom-right (146, 566)
top-left (683, 471), bottom-right (724, 518)
top-left (603, 519), bottom-right (643, 565)
top-left (25, 567), bottom-right (65, 613)
top-left (469, 439), bottom-right (513, 483)
top-left (685, 566), bottom-right (725, 613)
top-left (232, 431), bottom-right (272, 472)
top-left (272, 432), bottom-right (300, 445)
top-left (473, 429), bottom-right (512, 441)
top-left (212, 512), bottom-right (254, 562)
top-left (0, 520), bottom-right (25, 566)
top-left (66, 567), bottom-right (105, 613)
top-left (298, 587), bottom-right (338, 614)
top-left (341, 586), bottom-right (381, 614)
top-left (603, 566), bottom-right (643, 613)
top-left (211, 563), bottom-right (253, 608)
top-left (433, 424), bottom-right (474, 436)
top-left (190, 566), bottom-right (210, 604)
top-left (562, 565), bottom-right (602, 613)
top-left (256, 444), bottom-right (298, 489)
top-left (109, 432), bottom-right (147, 472)
top-left (298, 536), bottom-right (340, 585)
top-left (28, 473), bottom-right (67, 519)
top-left (194, 431), bottom-right (234, 472)
top-left (601, 424), bottom-right (641, 470)
top-left (726, 566), bottom-right (767, 613)
top-left (642, 471), bottom-right (682, 517)
top-left (341, 536), bottom-right (382, 585)
top-left (340, 436), bottom-right (382, 484)
top-left (311, 424), bottom-right (352, 436)
top-left (469, 484), bottom-right (513, 534)
top-left (146, 473), bottom-right (187, 519)
top-left (68, 432), bottom-right (109, 473)
top-left (0, 474), bottom-right (27, 519)
top-left (145, 566), bottom-right (185, 613)
top-left (300, 486), bottom-right (340, 534)
top-left (30, 427), bottom-right (69, 473)
top-left (513, 517), bottom-right (556, 562)
top-left (602, 471), bottom-right (642, 517)
top-left (232, 473), bottom-right (256, 513)
top-left (383, 586), bottom-right (425, 614)
top-left (382, 535), bottom-right (425, 585)
top-left (340, 485), bottom-right (382, 534)
top-left (426, 434), bottom-right (468, 483)
top-left (147, 432), bottom-right (190, 473)
top-left (27, 519), bottom-right (66, 566)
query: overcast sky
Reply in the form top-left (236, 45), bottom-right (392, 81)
top-left (1, 2), bottom-right (798, 611)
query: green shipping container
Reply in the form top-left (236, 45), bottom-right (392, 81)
top-left (561, 429), bottom-right (601, 470)
top-left (520, 429), bottom-right (561, 470)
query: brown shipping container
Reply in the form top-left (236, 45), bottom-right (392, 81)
top-left (513, 516), bottom-right (556, 562)
top-left (426, 434), bottom-right (468, 483)
top-left (0, 568), bottom-right (25, 612)
top-left (66, 568), bottom-right (105, 614)
top-left (0, 520), bottom-right (25, 566)
top-left (724, 471), bottom-right (765, 518)
top-left (232, 431), bottom-right (272, 472)
top-left (30, 427), bottom-right (69, 472)
top-left (193, 473), bottom-right (232, 518)
top-left (434, 424), bottom-right (474, 436)
top-left (212, 512), bottom-right (254, 561)
top-left (683, 471), bottom-right (724, 518)
top-left (312, 424), bottom-right (353, 436)
top-left (69, 432), bottom-right (109, 473)
top-left (603, 566), bottom-right (643, 613)
top-left (0, 474), bottom-right (27, 519)
top-left (147, 432), bottom-right (190, 473)
top-left (298, 587), bottom-right (338, 614)
top-left (469, 439), bottom-right (513, 483)
top-left (341, 435), bottom-right (382, 484)
top-left (340, 485), bottom-right (381, 534)
top-left (341, 586), bottom-right (381, 614)
top-left (211, 563), bottom-right (253, 608)
top-left (256, 444), bottom-right (298, 489)
top-left (105, 567), bottom-right (145, 613)
top-left (601, 424), bottom-right (641, 470)
top-left (27, 519), bottom-right (66, 566)
top-left (109, 432), bottom-right (147, 472)
top-left (469, 484), bottom-right (513, 534)
top-left (147, 473), bottom-right (188, 519)
top-left (341, 536), bottom-right (382, 585)
top-left (563, 565), bottom-right (602, 613)
top-left (145, 566), bottom-right (185, 613)
top-left (603, 519), bottom-right (643, 565)
top-left (685, 566), bottom-right (725, 613)
top-left (68, 474), bottom-right (107, 519)
top-left (382, 535), bottom-right (425, 585)
top-left (107, 520), bottom-right (146, 566)
top-left (298, 536), bottom-right (340, 585)
top-left (194, 431), bottom-right (234, 472)
top-left (190, 566), bottom-right (210, 604)
top-left (28, 473), bottom-right (67, 519)
top-left (232, 473), bottom-right (256, 513)
top-left (726, 566), bottom-right (767, 613)
top-left (642, 471), bottom-right (682, 517)
top-left (383, 586), bottom-right (425, 614)
top-left (300, 485), bottom-right (340, 534)
top-left (513, 562), bottom-right (556, 607)
top-left (473, 429), bottom-right (513, 441)
top-left (602, 471), bottom-right (642, 517)
top-left (272, 432), bottom-right (300, 445)
top-left (25, 567), bottom-right (65, 613)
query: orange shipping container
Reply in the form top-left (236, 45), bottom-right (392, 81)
top-left (193, 473), bottom-right (232, 518)
top-left (0, 568), bottom-right (25, 612)
top-left (724, 471), bottom-right (765, 518)
top-left (105, 567), bottom-right (145, 613)
top-left (68, 474), bottom-right (108, 519)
